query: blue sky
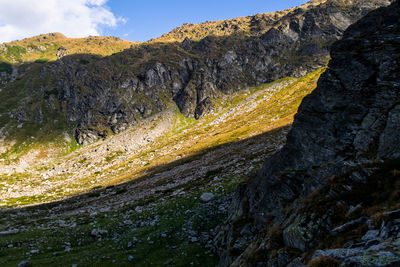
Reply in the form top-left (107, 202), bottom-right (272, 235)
top-left (103, 0), bottom-right (309, 42)
top-left (0, 0), bottom-right (309, 43)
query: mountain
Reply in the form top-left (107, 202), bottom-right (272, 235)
top-left (0, 0), bottom-right (398, 266)
top-left (218, 1), bottom-right (400, 266)
top-left (0, 0), bottom-right (390, 165)
top-left (0, 66), bottom-right (325, 266)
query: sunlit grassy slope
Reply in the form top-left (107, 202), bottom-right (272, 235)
top-left (0, 68), bottom-right (324, 267)
top-left (0, 67), bottom-right (325, 207)
top-left (0, 33), bottom-right (136, 64)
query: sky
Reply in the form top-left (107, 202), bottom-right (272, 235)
top-left (0, 0), bottom-right (309, 43)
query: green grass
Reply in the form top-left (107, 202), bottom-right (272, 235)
top-left (0, 34), bottom-right (134, 64)
top-left (34, 58), bottom-right (49, 63)
top-left (105, 151), bottom-right (124, 163)
top-left (171, 112), bottom-right (198, 135)
top-left (4, 45), bottom-right (26, 62)
top-left (0, 175), bottom-right (242, 266)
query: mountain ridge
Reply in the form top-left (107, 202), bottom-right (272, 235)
top-left (151, 0), bottom-right (328, 43)
top-left (0, 0), bottom-right (390, 163)
top-left (0, 1), bottom-right (399, 266)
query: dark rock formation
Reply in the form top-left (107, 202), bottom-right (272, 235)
top-left (1, 0), bottom-right (391, 145)
top-left (218, 1), bottom-right (400, 266)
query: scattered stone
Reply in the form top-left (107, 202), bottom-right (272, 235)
top-left (344, 251), bottom-right (400, 266)
top-left (123, 220), bottom-right (133, 225)
top-left (312, 248), bottom-right (364, 260)
top-left (332, 217), bottom-right (367, 235)
top-left (135, 206), bottom-right (143, 213)
top-left (200, 192), bottom-right (214, 202)
top-left (91, 229), bottom-right (108, 237)
top-left (0, 229), bottom-right (19, 235)
top-left (362, 230), bottom-right (380, 241)
top-left (17, 260), bottom-right (30, 267)
top-left (30, 249), bottom-right (39, 254)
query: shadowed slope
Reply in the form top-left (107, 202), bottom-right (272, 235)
top-left (219, 1), bottom-right (400, 266)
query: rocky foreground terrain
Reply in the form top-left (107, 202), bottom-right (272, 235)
top-left (218, 1), bottom-right (400, 266)
top-left (0, 0), bottom-right (399, 266)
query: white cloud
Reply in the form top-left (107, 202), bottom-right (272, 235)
top-left (0, 0), bottom-right (124, 43)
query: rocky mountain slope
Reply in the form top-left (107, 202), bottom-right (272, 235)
top-left (0, 0), bottom-right (390, 164)
top-left (218, 1), bottom-right (400, 266)
top-left (0, 68), bottom-right (322, 266)
top-left (0, 0), bottom-right (398, 266)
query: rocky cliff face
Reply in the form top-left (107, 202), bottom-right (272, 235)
top-left (218, 1), bottom-right (400, 266)
top-left (0, 0), bottom-right (391, 145)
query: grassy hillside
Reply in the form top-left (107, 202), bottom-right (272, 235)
top-left (0, 33), bottom-right (136, 64)
top-left (0, 0), bottom-right (381, 165)
top-left (0, 68), bottom-right (324, 207)
top-left (0, 68), bottom-right (324, 266)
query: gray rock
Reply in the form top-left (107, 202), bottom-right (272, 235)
top-left (0, 229), bottom-right (19, 235)
top-left (4, 0), bottom-right (387, 146)
top-left (332, 217), bottom-right (367, 235)
top-left (17, 260), bottom-right (30, 267)
top-left (200, 192), bottom-right (214, 202)
top-left (362, 230), bottom-right (380, 241)
top-left (287, 257), bottom-right (306, 267)
top-left (30, 249), bottom-right (39, 254)
top-left (343, 251), bottom-right (400, 267)
top-left (90, 229), bottom-right (108, 237)
top-left (283, 222), bottom-right (308, 252)
top-left (312, 248), bottom-right (364, 260)
top-left (219, 1), bottom-right (400, 265)
top-left (367, 243), bottom-right (389, 252)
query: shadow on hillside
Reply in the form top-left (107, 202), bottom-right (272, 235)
top-left (0, 14), bottom-right (328, 152)
top-left (0, 34), bottom-right (262, 149)
top-left (0, 124), bottom-right (290, 215)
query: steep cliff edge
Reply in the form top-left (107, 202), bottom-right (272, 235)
top-left (218, 1), bottom-right (400, 266)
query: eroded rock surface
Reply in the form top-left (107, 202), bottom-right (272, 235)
top-left (0, 0), bottom-right (391, 145)
top-left (218, 1), bottom-right (400, 266)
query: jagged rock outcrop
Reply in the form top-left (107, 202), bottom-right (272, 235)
top-left (218, 1), bottom-right (400, 266)
top-left (0, 0), bottom-right (391, 145)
